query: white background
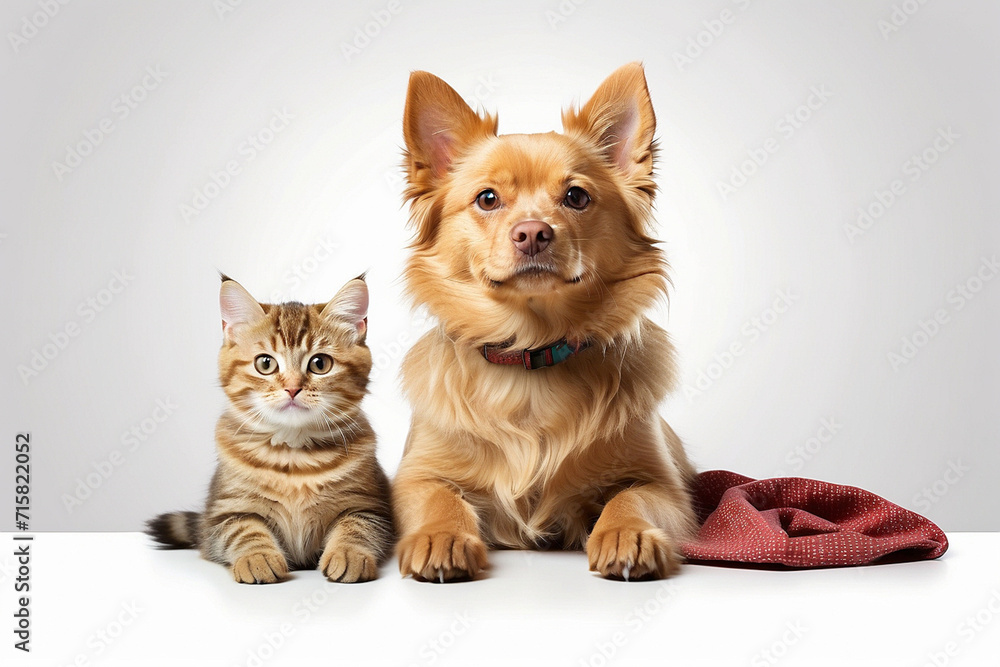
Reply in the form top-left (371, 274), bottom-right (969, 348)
top-left (1, 0), bottom-right (997, 533)
top-left (5, 533), bottom-right (1000, 667)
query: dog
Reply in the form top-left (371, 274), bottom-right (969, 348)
top-left (393, 63), bottom-right (696, 582)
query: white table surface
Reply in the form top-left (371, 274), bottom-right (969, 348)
top-left (4, 532), bottom-right (998, 667)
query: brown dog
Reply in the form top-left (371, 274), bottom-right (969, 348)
top-left (394, 63), bottom-right (696, 582)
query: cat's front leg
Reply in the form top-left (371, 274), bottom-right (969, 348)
top-left (203, 511), bottom-right (289, 584)
top-left (319, 510), bottom-right (392, 583)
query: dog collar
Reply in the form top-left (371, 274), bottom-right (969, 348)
top-left (481, 339), bottom-right (590, 370)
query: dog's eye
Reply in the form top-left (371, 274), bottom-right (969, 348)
top-left (476, 189), bottom-right (500, 211)
top-left (564, 186), bottom-right (591, 210)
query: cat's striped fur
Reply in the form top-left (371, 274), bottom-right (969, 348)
top-left (147, 276), bottom-right (394, 584)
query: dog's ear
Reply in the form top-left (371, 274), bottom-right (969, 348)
top-left (403, 71), bottom-right (498, 185)
top-left (563, 62), bottom-right (656, 182)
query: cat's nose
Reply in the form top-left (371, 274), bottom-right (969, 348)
top-left (285, 388), bottom-right (301, 399)
top-left (511, 220), bottom-right (553, 257)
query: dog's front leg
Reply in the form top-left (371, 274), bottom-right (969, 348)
top-left (394, 477), bottom-right (488, 582)
top-left (587, 482), bottom-right (692, 580)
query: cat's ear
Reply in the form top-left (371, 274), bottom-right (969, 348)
top-left (220, 278), bottom-right (265, 340)
top-left (321, 277), bottom-right (369, 341)
top-left (562, 62), bottom-right (656, 182)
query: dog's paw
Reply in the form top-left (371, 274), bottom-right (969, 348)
top-left (231, 551), bottom-right (289, 584)
top-left (397, 528), bottom-right (489, 582)
top-left (319, 542), bottom-right (379, 583)
top-left (587, 520), bottom-right (680, 580)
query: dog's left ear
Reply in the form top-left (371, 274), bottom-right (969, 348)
top-left (563, 62), bottom-right (656, 182)
top-left (403, 71), bottom-right (498, 183)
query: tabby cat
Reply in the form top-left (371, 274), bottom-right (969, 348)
top-left (147, 275), bottom-right (394, 584)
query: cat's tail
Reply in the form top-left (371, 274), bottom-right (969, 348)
top-left (146, 511), bottom-right (201, 549)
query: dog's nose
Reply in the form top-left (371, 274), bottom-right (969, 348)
top-left (510, 220), bottom-right (553, 257)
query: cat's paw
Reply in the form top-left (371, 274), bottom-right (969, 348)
top-left (587, 520), bottom-right (680, 581)
top-left (231, 551), bottom-right (289, 584)
top-left (319, 542), bottom-right (379, 583)
top-left (397, 528), bottom-right (488, 582)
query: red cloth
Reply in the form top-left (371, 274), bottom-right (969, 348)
top-left (681, 470), bottom-right (948, 567)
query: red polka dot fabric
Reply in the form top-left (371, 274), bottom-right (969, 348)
top-left (680, 471), bottom-right (949, 567)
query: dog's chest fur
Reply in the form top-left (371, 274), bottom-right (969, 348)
top-left (402, 323), bottom-right (675, 547)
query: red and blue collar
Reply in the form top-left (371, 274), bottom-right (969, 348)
top-left (481, 338), bottom-right (590, 370)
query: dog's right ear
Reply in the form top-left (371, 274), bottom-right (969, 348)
top-left (403, 71), bottom-right (497, 186)
top-left (562, 63), bottom-right (657, 188)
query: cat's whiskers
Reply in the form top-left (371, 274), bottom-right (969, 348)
top-left (319, 412), bottom-right (350, 454)
top-left (318, 405), bottom-right (363, 453)
top-left (238, 410), bottom-right (270, 450)
top-left (232, 405), bottom-right (267, 440)
top-left (325, 406), bottom-right (362, 435)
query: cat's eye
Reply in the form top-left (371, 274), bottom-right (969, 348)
top-left (564, 186), bottom-right (591, 210)
top-left (308, 354), bottom-right (333, 375)
top-left (254, 355), bottom-right (278, 375)
top-left (476, 189), bottom-right (500, 211)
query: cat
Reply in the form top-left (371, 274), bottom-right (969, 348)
top-left (147, 275), bottom-right (394, 584)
